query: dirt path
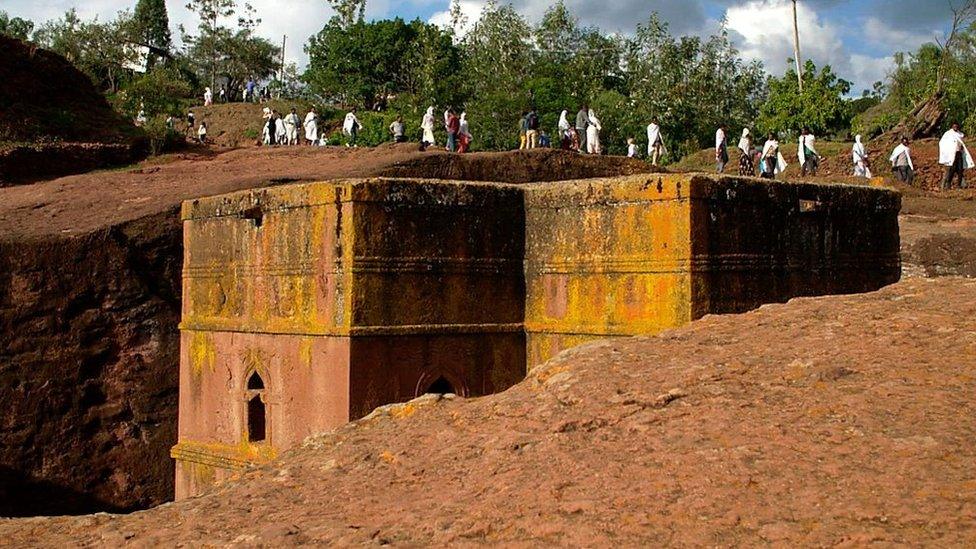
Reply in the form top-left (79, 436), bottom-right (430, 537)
top-left (2, 275), bottom-right (974, 546)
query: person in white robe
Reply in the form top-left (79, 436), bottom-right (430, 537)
top-left (304, 108), bottom-right (319, 145)
top-left (284, 108), bottom-right (300, 145)
top-left (760, 133), bottom-right (788, 179)
top-left (647, 119), bottom-right (666, 166)
top-left (852, 135), bottom-right (872, 178)
top-left (798, 127), bottom-right (819, 176)
top-left (261, 107), bottom-right (272, 145)
top-left (586, 109), bottom-right (602, 155)
top-left (939, 123), bottom-right (974, 189)
top-left (422, 107), bottom-right (437, 148)
top-left (627, 138), bottom-right (637, 158)
top-left (274, 113), bottom-right (287, 145)
top-left (715, 125), bottom-right (729, 172)
top-left (889, 137), bottom-right (915, 184)
top-left (343, 108), bottom-right (361, 147)
top-left (557, 110), bottom-right (570, 151)
top-left (204, 87), bottom-right (213, 106)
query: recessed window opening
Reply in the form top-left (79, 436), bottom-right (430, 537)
top-left (247, 395), bottom-right (266, 442)
top-left (245, 371), bottom-right (267, 443)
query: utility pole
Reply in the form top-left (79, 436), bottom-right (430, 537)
top-left (279, 34), bottom-right (287, 98)
top-left (792, 0), bottom-right (803, 92)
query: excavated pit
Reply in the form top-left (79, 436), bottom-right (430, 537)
top-left (0, 147), bottom-right (659, 516)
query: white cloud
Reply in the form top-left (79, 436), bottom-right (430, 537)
top-left (726, 0), bottom-right (846, 76)
top-left (724, 0), bottom-right (893, 93)
top-left (863, 16), bottom-right (938, 53)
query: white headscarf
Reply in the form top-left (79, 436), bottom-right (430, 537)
top-left (890, 142), bottom-right (914, 170)
top-left (588, 109), bottom-right (601, 131)
top-left (738, 128), bottom-right (751, 154)
top-left (460, 112), bottom-right (471, 138)
top-left (558, 110), bottom-right (570, 131)
top-left (422, 107), bottom-right (435, 130)
top-left (715, 127), bottom-right (726, 149)
top-left (343, 111), bottom-right (359, 134)
top-left (852, 135), bottom-right (867, 163)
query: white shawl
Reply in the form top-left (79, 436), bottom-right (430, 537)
top-left (715, 128), bottom-right (726, 150)
top-left (852, 135), bottom-right (868, 164)
top-left (889, 144), bottom-right (914, 170)
top-left (460, 113), bottom-right (472, 139)
top-left (588, 110), bottom-right (601, 131)
top-left (798, 134), bottom-right (817, 164)
top-left (761, 139), bottom-right (788, 174)
top-left (647, 123), bottom-right (666, 157)
top-left (343, 112), bottom-right (359, 135)
top-left (304, 111), bottom-right (318, 141)
top-left (738, 128), bottom-right (751, 154)
top-left (422, 107), bottom-right (436, 132)
top-left (939, 129), bottom-right (975, 168)
top-left (558, 110), bottom-right (570, 132)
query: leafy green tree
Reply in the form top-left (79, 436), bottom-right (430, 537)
top-left (305, 17), bottom-right (460, 109)
top-left (757, 60), bottom-right (851, 138)
top-left (184, 0), bottom-right (236, 90)
top-left (116, 65), bottom-right (192, 118)
top-left (621, 15), bottom-right (766, 157)
top-left (132, 0), bottom-right (172, 69)
top-left (34, 9), bottom-right (142, 92)
top-left (0, 11), bottom-right (34, 40)
top-left (327, 0), bottom-right (366, 29)
top-left (183, 1), bottom-right (280, 95)
top-left (459, 1), bottom-right (534, 150)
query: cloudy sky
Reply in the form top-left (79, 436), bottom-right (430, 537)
top-left (5, 0), bottom-right (957, 93)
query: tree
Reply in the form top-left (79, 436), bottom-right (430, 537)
top-left (183, 1), bottom-right (280, 94)
top-left (621, 15), bottom-right (766, 157)
top-left (0, 11), bottom-right (34, 40)
top-left (327, 0), bottom-right (366, 29)
top-left (757, 60), bottom-right (851, 137)
top-left (460, 2), bottom-right (534, 150)
top-left (887, 0), bottom-right (976, 139)
top-left (33, 9), bottom-right (142, 92)
top-left (132, 0), bottom-right (172, 69)
top-left (305, 17), bottom-right (460, 108)
top-left (185, 0), bottom-right (236, 90)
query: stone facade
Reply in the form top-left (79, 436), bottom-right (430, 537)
top-left (174, 174), bottom-right (901, 498)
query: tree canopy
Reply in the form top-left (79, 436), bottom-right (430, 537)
top-left (758, 60), bottom-right (852, 138)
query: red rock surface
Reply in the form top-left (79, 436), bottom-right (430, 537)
top-left (2, 275), bottom-right (974, 545)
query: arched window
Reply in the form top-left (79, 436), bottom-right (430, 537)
top-left (245, 372), bottom-right (267, 443)
top-left (426, 376), bottom-right (455, 395)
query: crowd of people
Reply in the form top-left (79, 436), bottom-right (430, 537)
top-left (182, 83), bottom-right (976, 189)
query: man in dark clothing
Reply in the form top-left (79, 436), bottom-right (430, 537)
top-left (575, 105), bottom-right (590, 153)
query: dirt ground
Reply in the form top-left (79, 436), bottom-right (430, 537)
top-left (0, 144), bottom-right (656, 241)
top-left (2, 275), bottom-right (974, 546)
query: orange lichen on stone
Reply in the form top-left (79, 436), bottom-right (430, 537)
top-left (174, 174), bottom-right (900, 499)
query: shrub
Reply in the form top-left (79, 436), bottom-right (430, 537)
top-left (142, 115), bottom-right (183, 155)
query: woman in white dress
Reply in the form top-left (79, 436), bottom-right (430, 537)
top-left (304, 109), bottom-right (319, 146)
top-left (853, 135), bottom-right (872, 178)
top-left (586, 109), bottom-right (602, 155)
top-left (422, 107), bottom-right (437, 147)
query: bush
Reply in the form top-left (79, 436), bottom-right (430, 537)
top-left (142, 115), bottom-right (183, 155)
